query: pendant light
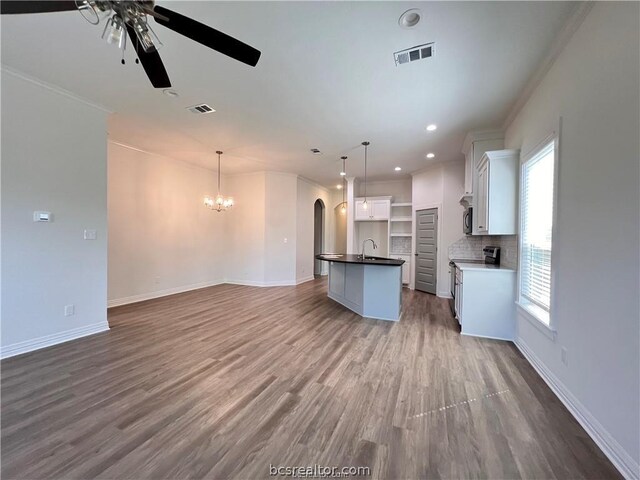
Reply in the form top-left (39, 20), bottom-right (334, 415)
top-left (204, 151), bottom-right (234, 212)
top-left (361, 141), bottom-right (370, 210)
top-left (340, 156), bottom-right (348, 214)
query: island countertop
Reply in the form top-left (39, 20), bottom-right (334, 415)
top-left (315, 253), bottom-right (404, 266)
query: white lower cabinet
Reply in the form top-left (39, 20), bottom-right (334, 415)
top-left (456, 267), bottom-right (516, 340)
top-left (392, 255), bottom-right (410, 284)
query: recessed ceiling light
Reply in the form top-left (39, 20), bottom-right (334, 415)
top-left (426, 152), bottom-right (435, 159)
top-left (310, 148), bottom-right (322, 155)
top-left (339, 171), bottom-right (346, 176)
top-left (336, 184), bottom-right (343, 189)
top-left (163, 89), bottom-right (179, 97)
top-left (426, 124), bottom-right (437, 132)
top-left (398, 8), bottom-right (422, 29)
top-left (395, 167), bottom-right (402, 171)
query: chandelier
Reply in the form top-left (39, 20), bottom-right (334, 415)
top-left (204, 151), bottom-right (234, 212)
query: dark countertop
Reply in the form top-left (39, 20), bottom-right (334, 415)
top-left (315, 253), bottom-right (404, 266)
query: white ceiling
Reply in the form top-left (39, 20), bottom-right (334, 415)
top-left (1, 1), bottom-right (576, 187)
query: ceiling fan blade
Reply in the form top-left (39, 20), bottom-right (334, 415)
top-left (126, 25), bottom-right (171, 88)
top-left (1, 1), bottom-right (77, 14)
top-left (153, 5), bottom-right (261, 67)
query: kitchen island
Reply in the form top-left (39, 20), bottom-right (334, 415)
top-left (315, 254), bottom-right (405, 321)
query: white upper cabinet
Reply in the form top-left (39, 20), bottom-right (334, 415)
top-left (461, 132), bottom-right (504, 197)
top-left (354, 198), bottom-right (390, 221)
top-left (474, 150), bottom-right (519, 235)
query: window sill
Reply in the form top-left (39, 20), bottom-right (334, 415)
top-left (516, 302), bottom-right (557, 341)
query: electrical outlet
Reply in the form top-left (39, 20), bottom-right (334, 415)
top-left (561, 347), bottom-right (568, 366)
top-left (83, 229), bottom-right (97, 240)
top-left (64, 305), bottom-right (75, 316)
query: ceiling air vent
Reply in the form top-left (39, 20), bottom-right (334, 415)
top-left (187, 104), bottom-right (216, 114)
top-left (394, 42), bottom-right (434, 67)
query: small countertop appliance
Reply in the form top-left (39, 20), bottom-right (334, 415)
top-left (483, 246), bottom-right (500, 265)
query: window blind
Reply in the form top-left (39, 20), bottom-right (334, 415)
top-left (520, 141), bottom-right (555, 324)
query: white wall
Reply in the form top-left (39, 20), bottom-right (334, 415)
top-left (1, 69), bottom-right (109, 357)
top-left (296, 177), bottom-right (333, 282)
top-left (412, 161), bottom-right (465, 296)
top-left (504, 3), bottom-right (639, 477)
top-left (107, 143), bottom-right (226, 306)
top-left (265, 173), bottom-right (297, 285)
top-left (356, 178), bottom-right (412, 203)
top-left (225, 172), bottom-right (267, 285)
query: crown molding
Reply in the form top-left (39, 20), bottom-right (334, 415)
top-left (461, 129), bottom-right (505, 155)
top-left (1, 64), bottom-right (112, 114)
top-left (297, 175), bottom-right (330, 193)
top-left (502, 1), bottom-right (594, 130)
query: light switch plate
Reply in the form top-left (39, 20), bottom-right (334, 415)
top-left (84, 229), bottom-right (97, 240)
top-left (33, 211), bottom-right (52, 222)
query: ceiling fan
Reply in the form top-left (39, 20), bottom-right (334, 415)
top-left (0, 0), bottom-right (262, 88)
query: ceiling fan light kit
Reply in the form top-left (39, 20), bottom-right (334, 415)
top-left (102, 14), bottom-right (125, 48)
top-left (1, 0), bottom-right (262, 89)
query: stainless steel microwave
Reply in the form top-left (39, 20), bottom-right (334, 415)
top-left (463, 207), bottom-right (473, 234)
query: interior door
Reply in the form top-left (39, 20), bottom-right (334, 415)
top-left (415, 208), bottom-right (437, 294)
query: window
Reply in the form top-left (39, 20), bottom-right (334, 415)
top-left (519, 139), bottom-right (555, 326)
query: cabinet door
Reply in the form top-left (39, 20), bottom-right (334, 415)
top-left (355, 200), bottom-right (369, 220)
top-left (476, 163), bottom-right (489, 233)
top-left (395, 256), bottom-right (410, 284)
top-left (402, 261), bottom-right (410, 284)
top-left (464, 148), bottom-right (473, 194)
top-left (371, 200), bottom-right (390, 220)
top-left (454, 271), bottom-right (463, 320)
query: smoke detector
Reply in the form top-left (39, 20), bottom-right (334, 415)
top-left (394, 42), bottom-right (434, 66)
top-left (398, 9), bottom-right (422, 29)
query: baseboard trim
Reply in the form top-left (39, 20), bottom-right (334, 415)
top-left (224, 279), bottom-right (297, 287)
top-left (515, 339), bottom-right (639, 480)
top-left (296, 275), bottom-right (315, 285)
top-left (108, 280), bottom-right (224, 307)
top-left (0, 322), bottom-right (110, 360)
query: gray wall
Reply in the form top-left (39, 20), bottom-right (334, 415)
top-left (1, 69), bottom-right (109, 357)
top-left (505, 3), bottom-right (640, 476)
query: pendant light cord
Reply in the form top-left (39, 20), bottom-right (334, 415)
top-left (216, 151), bottom-right (223, 194)
top-left (362, 141), bottom-right (370, 202)
top-left (341, 156), bottom-right (347, 206)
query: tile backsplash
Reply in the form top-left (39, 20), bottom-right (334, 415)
top-left (390, 236), bottom-right (412, 254)
top-left (448, 235), bottom-right (518, 269)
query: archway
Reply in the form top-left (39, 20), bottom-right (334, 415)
top-left (313, 199), bottom-right (325, 276)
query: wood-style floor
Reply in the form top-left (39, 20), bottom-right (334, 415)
top-left (1, 279), bottom-right (620, 479)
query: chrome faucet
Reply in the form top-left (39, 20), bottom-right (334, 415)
top-left (360, 238), bottom-right (378, 259)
